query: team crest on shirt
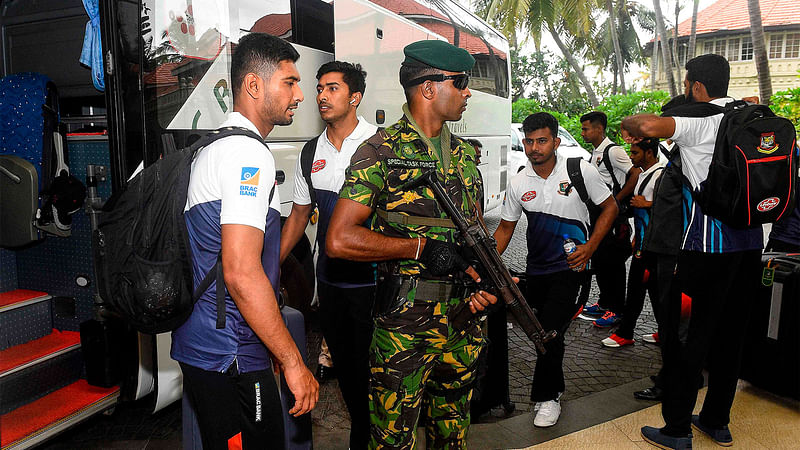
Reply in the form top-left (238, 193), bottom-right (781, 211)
top-left (311, 159), bottom-right (326, 173)
top-left (595, 156), bottom-right (602, 166)
top-left (521, 190), bottom-right (536, 202)
top-left (240, 167), bottom-right (260, 197)
top-left (558, 181), bottom-right (571, 196)
top-left (757, 132), bottom-right (779, 154)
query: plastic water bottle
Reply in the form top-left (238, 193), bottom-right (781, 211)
top-left (562, 234), bottom-right (580, 272)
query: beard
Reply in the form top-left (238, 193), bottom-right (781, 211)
top-left (265, 100), bottom-right (295, 126)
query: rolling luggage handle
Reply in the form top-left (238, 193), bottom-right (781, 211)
top-left (760, 252), bottom-right (800, 340)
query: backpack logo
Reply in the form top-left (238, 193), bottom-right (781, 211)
top-left (758, 132), bottom-right (779, 154)
top-left (240, 167), bottom-right (260, 196)
top-left (757, 197), bottom-right (780, 212)
top-left (311, 159), bottom-right (326, 173)
top-left (521, 190), bottom-right (537, 202)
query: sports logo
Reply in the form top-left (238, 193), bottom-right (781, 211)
top-left (595, 156), bottom-right (602, 167)
top-left (757, 132), bottom-right (779, 154)
top-left (311, 159), bottom-right (326, 173)
top-left (521, 190), bottom-right (537, 202)
top-left (757, 197), bottom-right (780, 212)
top-left (558, 181), bottom-right (571, 196)
top-left (240, 167), bottom-right (260, 197)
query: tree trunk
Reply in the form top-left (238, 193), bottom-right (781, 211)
top-left (549, 24), bottom-right (600, 107)
top-left (613, 62), bottom-right (618, 95)
top-left (674, 1), bottom-right (683, 84)
top-left (607, 0), bottom-right (627, 94)
top-left (748, 0), bottom-right (772, 104)
top-left (688, 0), bottom-right (699, 59)
top-left (653, 0), bottom-right (677, 96)
top-left (650, 33), bottom-right (659, 91)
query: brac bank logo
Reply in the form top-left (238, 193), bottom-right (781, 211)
top-left (240, 167), bottom-right (260, 197)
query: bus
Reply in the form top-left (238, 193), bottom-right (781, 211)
top-left (0, 0), bottom-right (510, 447)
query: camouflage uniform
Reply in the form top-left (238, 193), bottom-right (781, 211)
top-left (340, 106), bottom-right (484, 449)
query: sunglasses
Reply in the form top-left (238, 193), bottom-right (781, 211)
top-left (405, 73), bottom-right (470, 90)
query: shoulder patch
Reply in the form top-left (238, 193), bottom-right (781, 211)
top-left (386, 158), bottom-right (437, 169)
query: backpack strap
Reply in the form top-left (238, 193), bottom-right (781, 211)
top-left (300, 136), bottom-right (320, 215)
top-left (190, 126), bottom-right (265, 155)
top-left (636, 166), bottom-right (664, 196)
top-left (600, 142), bottom-right (623, 195)
top-left (566, 157), bottom-right (591, 205)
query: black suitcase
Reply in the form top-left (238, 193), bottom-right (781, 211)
top-left (470, 302), bottom-right (513, 419)
top-left (739, 252), bottom-right (800, 400)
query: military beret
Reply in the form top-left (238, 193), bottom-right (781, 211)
top-left (402, 40), bottom-right (475, 72)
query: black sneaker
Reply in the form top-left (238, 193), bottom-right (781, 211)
top-left (691, 415), bottom-right (733, 447)
top-left (641, 426), bottom-right (692, 449)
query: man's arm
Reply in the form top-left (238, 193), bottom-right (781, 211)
top-left (617, 167), bottom-right (641, 202)
top-left (492, 219), bottom-right (518, 255)
top-left (326, 198), bottom-right (419, 261)
top-left (279, 202), bottom-right (313, 264)
top-left (621, 114), bottom-right (677, 143)
top-left (567, 196), bottom-right (618, 270)
top-left (222, 224), bottom-right (318, 416)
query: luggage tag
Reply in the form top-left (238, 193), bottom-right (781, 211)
top-left (762, 266), bottom-right (775, 287)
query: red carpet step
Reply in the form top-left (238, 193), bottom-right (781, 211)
top-left (0, 290), bottom-right (50, 311)
top-left (0, 329), bottom-right (81, 376)
top-left (1, 380), bottom-right (119, 449)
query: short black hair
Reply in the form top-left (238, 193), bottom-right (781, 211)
top-left (580, 111), bottom-right (607, 129)
top-left (231, 33), bottom-right (300, 100)
top-left (685, 54), bottom-right (730, 98)
top-left (634, 137), bottom-right (660, 160)
top-left (466, 138), bottom-right (483, 149)
top-left (522, 112), bottom-right (559, 138)
top-left (316, 61), bottom-right (367, 96)
top-left (399, 64), bottom-right (439, 102)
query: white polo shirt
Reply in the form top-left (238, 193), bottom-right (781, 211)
top-left (592, 136), bottom-right (632, 190)
top-left (670, 97), bottom-right (763, 253)
top-left (502, 156), bottom-right (611, 275)
top-left (292, 116), bottom-right (378, 287)
top-left (173, 112), bottom-right (281, 374)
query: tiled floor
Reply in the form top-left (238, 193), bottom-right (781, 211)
top-left (524, 382), bottom-right (800, 449)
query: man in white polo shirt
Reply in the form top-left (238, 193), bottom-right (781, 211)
top-left (279, 60), bottom-right (377, 449)
top-left (493, 112), bottom-right (617, 427)
top-left (622, 54), bottom-right (763, 450)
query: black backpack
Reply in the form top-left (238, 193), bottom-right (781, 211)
top-left (695, 101), bottom-right (798, 228)
top-left (598, 142), bottom-right (633, 217)
top-left (96, 127), bottom-right (268, 334)
top-left (299, 136), bottom-right (320, 214)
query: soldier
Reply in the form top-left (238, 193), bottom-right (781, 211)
top-left (326, 40), bottom-right (498, 449)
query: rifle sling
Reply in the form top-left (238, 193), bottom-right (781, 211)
top-left (375, 209), bottom-right (456, 228)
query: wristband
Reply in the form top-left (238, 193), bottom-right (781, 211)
top-left (415, 236), bottom-right (421, 260)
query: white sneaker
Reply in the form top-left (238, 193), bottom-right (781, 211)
top-left (533, 399), bottom-right (561, 427)
top-left (642, 333), bottom-right (659, 344)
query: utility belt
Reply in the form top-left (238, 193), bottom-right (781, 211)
top-left (375, 272), bottom-right (477, 330)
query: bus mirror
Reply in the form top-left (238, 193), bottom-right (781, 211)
top-left (376, 110), bottom-right (385, 124)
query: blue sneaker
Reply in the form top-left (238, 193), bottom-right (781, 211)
top-left (582, 302), bottom-right (606, 317)
top-left (641, 426), bottom-right (692, 449)
top-left (593, 311), bottom-right (622, 328)
top-left (691, 415), bottom-right (733, 447)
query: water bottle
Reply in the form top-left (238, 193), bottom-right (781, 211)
top-left (562, 234), bottom-right (581, 272)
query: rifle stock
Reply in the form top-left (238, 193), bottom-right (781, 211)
top-left (411, 171), bottom-right (557, 353)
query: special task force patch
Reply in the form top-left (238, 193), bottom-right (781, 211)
top-left (240, 167), bottom-right (260, 197)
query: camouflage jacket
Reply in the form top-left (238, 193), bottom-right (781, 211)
top-left (339, 110), bottom-right (482, 276)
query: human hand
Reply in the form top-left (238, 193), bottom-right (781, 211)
top-left (621, 128), bottom-right (643, 145)
top-left (566, 243), bottom-right (593, 271)
top-left (630, 195), bottom-right (648, 208)
top-left (283, 363), bottom-right (319, 416)
top-left (419, 238), bottom-right (471, 277)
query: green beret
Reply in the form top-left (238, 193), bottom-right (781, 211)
top-left (402, 40), bottom-right (475, 72)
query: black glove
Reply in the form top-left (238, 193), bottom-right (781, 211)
top-left (418, 239), bottom-right (469, 277)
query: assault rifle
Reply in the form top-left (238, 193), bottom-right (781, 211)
top-left (407, 170), bottom-right (557, 354)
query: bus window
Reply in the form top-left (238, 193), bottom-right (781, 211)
top-left (368, 0), bottom-right (509, 99)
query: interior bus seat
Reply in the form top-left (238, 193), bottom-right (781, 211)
top-left (0, 72), bottom-right (85, 248)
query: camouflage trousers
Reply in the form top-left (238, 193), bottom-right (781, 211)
top-left (368, 293), bottom-right (485, 449)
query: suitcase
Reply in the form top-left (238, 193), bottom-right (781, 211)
top-left (470, 301), bottom-right (512, 419)
top-left (739, 252), bottom-right (800, 400)
top-left (279, 305), bottom-right (313, 450)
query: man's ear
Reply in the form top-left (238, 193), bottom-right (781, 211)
top-left (243, 72), bottom-right (262, 99)
top-left (350, 92), bottom-right (363, 106)
top-left (421, 80), bottom-right (436, 100)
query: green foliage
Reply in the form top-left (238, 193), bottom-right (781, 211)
top-left (770, 87), bottom-right (800, 138)
top-left (512, 90), bottom-right (671, 149)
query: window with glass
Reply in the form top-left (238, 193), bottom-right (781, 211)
top-left (714, 39), bottom-right (726, 58)
top-left (703, 40), bottom-right (714, 55)
top-left (769, 34), bottom-right (784, 58)
top-left (367, 0), bottom-right (510, 98)
top-left (741, 36), bottom-right (753, 60)
top-left (786, 33), bottom-right (800, 59)
top-left (727, 38), bottom-right (740, 62)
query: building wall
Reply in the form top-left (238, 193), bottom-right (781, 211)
top-left (652, 29), bottom-right (800, 100)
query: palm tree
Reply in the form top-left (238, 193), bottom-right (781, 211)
top-left (652, 0), bottom-right (678, 96)
top-left (747, 0), bottom-right (772, 104)
top-left (687, 0), bottom-right (699, 59)
top-left (485, 0), bottom-right (602, 107)
top-left (591, 1), bottom-right (651, 93)
top-left (606, 0), bottom-right (627, 94)
top-left (673, 1), bottom-right (683, 85)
